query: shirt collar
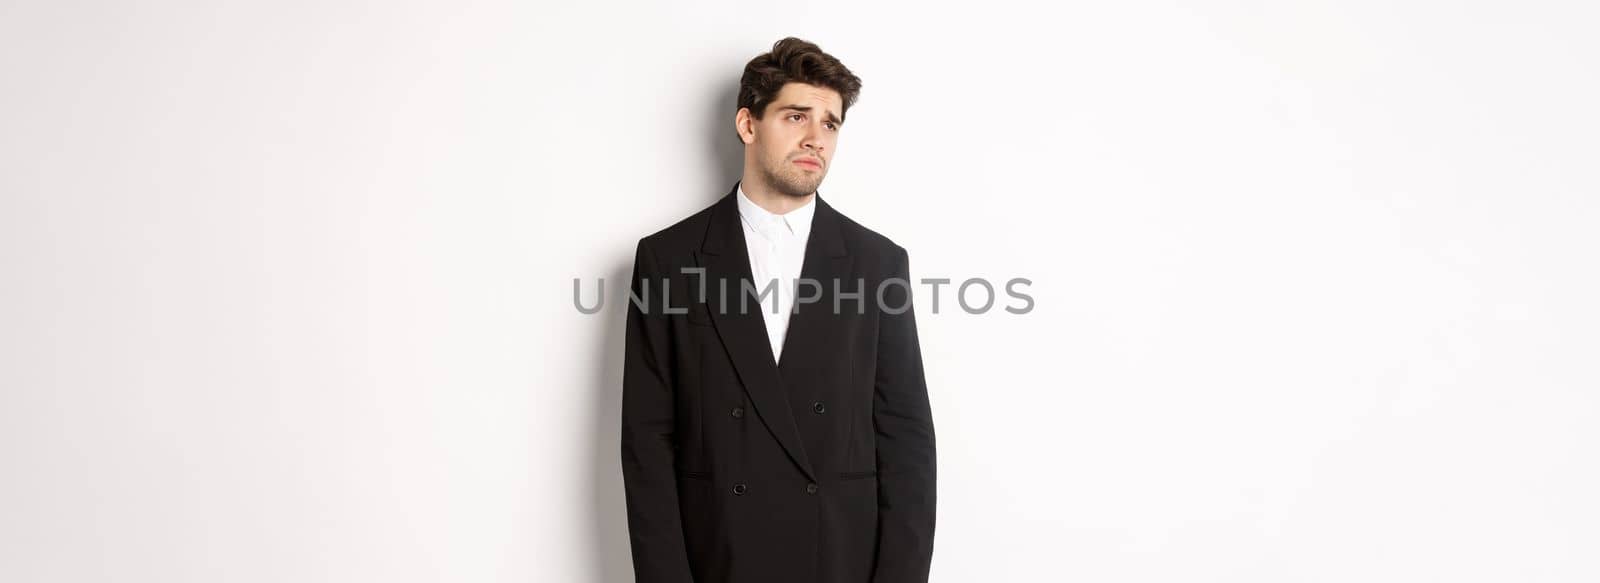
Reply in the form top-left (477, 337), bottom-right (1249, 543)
top-left (736, 182), bottom-right (816, 240)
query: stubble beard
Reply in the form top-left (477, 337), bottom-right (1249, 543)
top-left (759, 153), bottom-right (824, 198)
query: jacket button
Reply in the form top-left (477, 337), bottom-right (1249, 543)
top-left (811, 401), bottom-right (826, 414)
top-left (731, 406), bottom-right (745, 419)
top-left (805, 483), bottom-right (818, 495)
top-left (732, 483), bottom-right (748, 495)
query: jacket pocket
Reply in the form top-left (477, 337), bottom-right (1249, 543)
top-left (838, 470), bottom-right (877, 481)
top-left (680, 470), bottom-right (714, 481)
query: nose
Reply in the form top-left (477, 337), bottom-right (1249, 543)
top-left (801, 125), bottom-right (824, 155)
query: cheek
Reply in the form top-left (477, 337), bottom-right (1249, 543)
top-left (765, 141), bottom-right (791, 161)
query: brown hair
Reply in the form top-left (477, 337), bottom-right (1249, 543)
top-left (736, 37), bottom-right (862, 141)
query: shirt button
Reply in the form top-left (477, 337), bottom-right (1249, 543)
top-left (732, 483), bottom-right (748, 495)
top-left (812, 401), bottom-right (826, 414)
top-left (805, 483), bottom-right (818, 495)
top-left (731, 406), bottom-right (745, 419)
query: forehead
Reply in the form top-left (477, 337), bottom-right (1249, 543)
top-left (770, 82), bottom-right (842, 115)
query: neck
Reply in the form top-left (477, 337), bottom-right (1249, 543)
top-left (739, 173), bottom-right (814, 215)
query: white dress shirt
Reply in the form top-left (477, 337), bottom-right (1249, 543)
top-left (735, 182), bottom-right (816, 365)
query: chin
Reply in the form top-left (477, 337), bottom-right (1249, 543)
top-left (760, 164), bottom-right (823, 197)
top-left (782, 180), bottom-right (823, 197)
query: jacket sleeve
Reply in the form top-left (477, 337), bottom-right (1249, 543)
top-left (871, 245), bottom-right (938, 583)
top-left (619, 237), bottom-right (695, 583)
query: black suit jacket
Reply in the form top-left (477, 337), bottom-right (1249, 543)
top-left (621, 182), bottom-right (936, 583)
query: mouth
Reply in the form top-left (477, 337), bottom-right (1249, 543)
top-left (794, 158), bottom-right (822, 170)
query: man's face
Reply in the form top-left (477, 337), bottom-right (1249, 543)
top-left (739, 82), bottom-right (843, 198)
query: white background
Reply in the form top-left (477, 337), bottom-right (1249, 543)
top-left (3, 1), bottom-right (1597, 581)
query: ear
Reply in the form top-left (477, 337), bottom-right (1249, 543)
top-left (735, 107), bottom-right (756, 145)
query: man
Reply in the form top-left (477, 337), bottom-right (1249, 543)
top-left (620, 37), bottom-right (936, 583)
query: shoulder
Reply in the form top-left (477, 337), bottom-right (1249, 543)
top-left (632, 199), bottom-right (719, 265)
top-left (829, 199), bottom-right (911, 271)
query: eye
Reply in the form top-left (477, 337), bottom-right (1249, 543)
top-left (824, 122), bottom-right (837, 131)
top-left (789, 113), bottom-right (804, 122)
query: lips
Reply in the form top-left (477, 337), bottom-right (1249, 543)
top-left (794, 158), bottom-right (821, 169)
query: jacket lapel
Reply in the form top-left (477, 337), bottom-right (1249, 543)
top-left (694, 182), bottom-right (850, 483)
top-left (775, 191), bottom-right (852, 373)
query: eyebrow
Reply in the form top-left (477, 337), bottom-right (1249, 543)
top-left (774, 104), bottom-right (842, 126)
